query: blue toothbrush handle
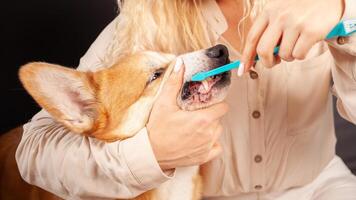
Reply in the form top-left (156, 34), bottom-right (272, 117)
top-left (201, 46), bottom-right (279, 78)
top-left (190, 47), bottom-right (280, 81)
top-left (191, 19), bottom-right (356, 82)
top-left (258, 20), bottom-right (355, 59)
top-left (203, 61), bottom-right (241, 77)
top-left (326, 19), bottom-right (356, 39)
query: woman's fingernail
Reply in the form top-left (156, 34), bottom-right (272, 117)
top-left (174, 58), bottom-right (183, 72)
top-left (237, 62), bottom-right (245, 77)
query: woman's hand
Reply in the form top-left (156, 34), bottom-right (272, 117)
top-left (240, 0), bottom-right (345, 74)
top-left (147, 61), bottom-right (228, 170)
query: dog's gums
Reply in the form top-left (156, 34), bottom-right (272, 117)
top-left (182, 72), bottom-right (230, 104)
top-left (177, 44), bottom-right (231, 110)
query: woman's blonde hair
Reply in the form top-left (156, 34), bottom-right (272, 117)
top-left (104, 0), bottom-right (265, 65)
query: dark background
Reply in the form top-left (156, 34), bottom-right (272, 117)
top-left (0, 0), bottom-right (117, 133)
top-left (0, 0), bottom-right (356, 174)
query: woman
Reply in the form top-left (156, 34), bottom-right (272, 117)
top-left (16, 0), bottom-right (356, 199)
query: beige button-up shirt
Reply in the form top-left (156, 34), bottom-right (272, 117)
top-left (16, 0), bottom-right (356, 199)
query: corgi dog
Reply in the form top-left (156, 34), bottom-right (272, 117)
top-left (0, 44), bottom-right (231, 200)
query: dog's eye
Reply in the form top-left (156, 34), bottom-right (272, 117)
top-left (149, 69), bottom-right (164, 83)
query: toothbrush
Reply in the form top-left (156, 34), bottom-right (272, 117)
top-left (191, 19), bottom-right (356, 82)
top-left (326, 19), bottom-right (356, 39)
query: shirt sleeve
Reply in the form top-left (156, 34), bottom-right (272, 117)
top-left (15, 17), bottom-right (173, 199)
top-left (328, 0), bottom-right (356, 124)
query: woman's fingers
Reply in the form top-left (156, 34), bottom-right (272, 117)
top-left (153, 58), bottom-right (185, 113)
top-left (240, 14), bottom-right (269, 75)
top-left (292, 32), bottom-right (319, 60)
top-left (204, 142), bottom-right (222, 163)
top-left (240, 0), bottom-right (343, 71)
top-left (162, 58), bottom-right (185, 104)
top-left (279, 28), bottom-right (300, 62)
top-left (211, 123), bottom-right (223, 143)
top-left (255, 22), bottom-right (283, 68)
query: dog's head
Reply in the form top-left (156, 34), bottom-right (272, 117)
top-left (19, 45), bottom-right (231, 141)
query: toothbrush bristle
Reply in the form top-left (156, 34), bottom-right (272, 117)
top-left (343, 19), bottom-right (356, 34)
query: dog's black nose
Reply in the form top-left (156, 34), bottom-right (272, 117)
top-left (206, 44), bottom-right (229, 60)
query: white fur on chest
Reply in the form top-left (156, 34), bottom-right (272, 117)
top-left (156, 166), bottom-right (199, 200)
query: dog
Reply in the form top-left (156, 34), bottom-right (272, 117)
top-left (0, 44), bottom-right (231, 200)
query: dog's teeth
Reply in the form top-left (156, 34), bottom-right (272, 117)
top-left (202, 80), bottom-right (209, 91)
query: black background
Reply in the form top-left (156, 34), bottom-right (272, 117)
top-left (0, 0), bottom-right (117, 133)
top-left (0, 0), bottom-right (355, 173)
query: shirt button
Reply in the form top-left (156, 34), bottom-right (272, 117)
top-left (250, 71), bottom-right (258, 79)
top-left (252, 111), bottom-right (261, 119)
top-left (254, 155), bottom-right (263, 163)
top-left (337, 36), bottom-right (347, 45)
top-left (255, 185), bottom-right (263, 190)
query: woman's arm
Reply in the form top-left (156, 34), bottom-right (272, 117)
top-left (15, 17), bottom-right (173, 199)
top-left (16, 111), bottom-right (171, 199)
top-left (15, 15), bottom-right (227, 199)
top-left (328, 0), bottom-right (356, 124)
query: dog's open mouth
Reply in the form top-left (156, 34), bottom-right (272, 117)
top-left (182, 71), bottom-right (230, 104)
top-left (177, 44), bottom-right (232, 109)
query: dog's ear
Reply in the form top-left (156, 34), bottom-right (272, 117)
top-left (19, 62), bottom-right (97, 133)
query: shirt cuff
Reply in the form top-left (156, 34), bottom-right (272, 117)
top-left (120, 128), bottom-right (175, 190)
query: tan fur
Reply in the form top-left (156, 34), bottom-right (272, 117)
top-left (0, 52), bottom-right (182, 200)
top-left (19, 53), bottom-right (174, 142)
top-left (0, 127), bottom-right (62, 200)
top-left (133, 190), bottom-right (156, 200)
top-left (90, 55), bottom-right (175, 141)
top-left (19, 63), bottom-right (98, 135)
top-left (192, 174), bottom-right (203, 200)
top-left (1, 50), bottom-right (222, 200)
